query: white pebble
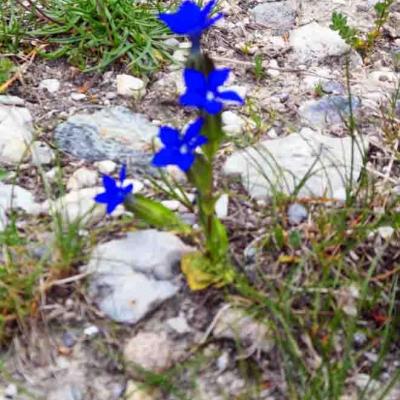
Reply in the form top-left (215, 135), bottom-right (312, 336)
top-left (70, 92), bottom-right (86, 101)
top-left (84, 325), bottom-right (99, 337)
top-left (94, 160), bottom-right (117, 174)
top-left (39, 79), bottom-right (60, 93)
top-left (116, 74), bottom-right (146, 99)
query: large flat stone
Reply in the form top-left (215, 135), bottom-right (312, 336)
top-left (84, 230), bottom-right (192, 324)
top-left (223, 128), bottom-right (367, 200)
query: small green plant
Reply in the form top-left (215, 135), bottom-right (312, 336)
top-left (313, 81), bottom-right (324, 97)
top-left (0, 58), bottom-right (14, 85)
top-left (330, 0), bottom-right (394, 56)
top-left (1, 0), bottom-right (174, 74)
top-left (253, 54), bottom-right (265, 81)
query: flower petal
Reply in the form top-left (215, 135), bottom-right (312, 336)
top-left (183, 117), bottom-right (204, 142)
top-left (102, 175), bottom-right (117, 192)
top-left (106, 199), bottom-right (120, 214)
top-left (159, 126), bottom-right (181, 147)
top-left (190, 134), bottom-right (208, 149)
top-left (94, 192), bottom-right (110, 204)
top-left (217, 90), bottom-right (244, 104)
top-left (119, 165), bottom-right (127, 182)
top-left (183, 68), bottom-right (207, 92)
top-left (180, 91), bottom-right (206, 108)
top-left (123, 184), bottom-right (133, 196)
top-left (204, 13), bottom-right (223, 29)
top-left (208, 68), bottom-right (230, 91)
top-left (159, 1), bottom-right (202, 35)
top-left (176, 152), bottom-right (195, 172)
top-left (204, 99), bottom-right (223, 114)
top-left (152, 148), bottom-right (180, 167)
top-left (201, 0), bottom-right (217, 17)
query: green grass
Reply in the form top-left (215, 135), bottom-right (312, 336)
top-left (0, 0), bottom-right (175, 75)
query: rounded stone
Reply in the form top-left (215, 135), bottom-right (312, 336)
top-left (123, 332), bottom-right (173, 373)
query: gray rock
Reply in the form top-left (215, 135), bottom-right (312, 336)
top-left (30, 141), bottom-right (55, 165)
top-left (54, 106), bottom-right (158, 170)
top-left (290, 22), bottom-right (350, 64)
top-left (299, 95), bottom-right (361, 130)
top-left (250, 1), bottom-right (297, 33)
top-left (223, 128), bottom-right (367, 200)
top-left (84, 230), bottom-right (192, 323)
top-left (321, 80), bottom-right (345, 95)
top-left (287, 203), bottom-right (308, 225)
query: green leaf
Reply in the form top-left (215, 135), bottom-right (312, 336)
top-left (124, 194), bottom-right (191, 234)
top-left (181, 251), bottom-right (235, 291)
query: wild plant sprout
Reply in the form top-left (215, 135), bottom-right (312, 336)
top-left (95, 0), bottom-right (243, 289)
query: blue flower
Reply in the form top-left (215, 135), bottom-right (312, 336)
top-left (152, 118), bottom-right (207, 172)
top-left (94, 165), bottom-right (133, 214)
top-left (180, 68), bottom-right (244, 114)
top-left (159, 0), bottom-right (222, 39)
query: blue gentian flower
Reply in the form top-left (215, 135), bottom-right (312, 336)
top-left (180, 68), bottom-right (244, 115)
top-left (159, 0), bottom-right (222, 39)
top-left (94, 165), bottom-right (133, 214)
top-left (152, 118), bottom-right (207, 172)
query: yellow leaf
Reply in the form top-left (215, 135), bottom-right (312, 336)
top-left (181, 252), bottom-right (219, 291)
top-left (278, 255), bottom-right (300, 264)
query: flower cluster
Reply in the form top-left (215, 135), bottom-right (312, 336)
top-left (95, 0), bottom-right (242, 215)
top-left (153, 0), bottom-right (243, 172)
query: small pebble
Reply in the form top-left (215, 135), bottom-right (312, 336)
top-left (166, 315), bottom-right (192, 334)
top-left (95, 160), bottom-right (117, 175)
top-left (216, 352), bottom-right (230, 371)
top-left (353, 331), bottom-right (367, 347)
top-left (62, 331), bottom-right (77, 348)
top-left (116, 74), bottom-right (146, 99)
top-left (4, 384), bottom-right (17, 398)
top-left (287, 203), bottom-right (308, 225)
top-left (39, 79), bottom-right (60, 93)
top-left (70, 92), bottom-right (86, 101)
top-left (83, 325), bottom-right (99, 337)
top-left (377, 226), bottom-right (394, 240)
top-left (215, 194), bottom-right (229, 219)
